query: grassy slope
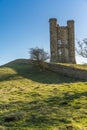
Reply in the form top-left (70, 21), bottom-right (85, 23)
top-left (0, 60), bottom-right (87, 130)
top-left (56, 63), bottom-right (87, 70)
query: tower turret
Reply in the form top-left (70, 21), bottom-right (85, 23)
top-left (67, 20), bottom-right (76, 63)
top-left (49, 18), bottom-right (58, 62)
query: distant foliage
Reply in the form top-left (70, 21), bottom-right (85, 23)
top-left (76, 38), bottom-right (87, 58)
top-left (29, 47), bottom-right (49, 70)
top-left (29, 47), bottom-right (49, 61)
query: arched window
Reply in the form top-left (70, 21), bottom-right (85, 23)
top-left (58, 40), bottom-right (62, 45)
top-left (58, 49), bottom-right (62, 55)
top-left (65, 40), bottom-right (68, 45)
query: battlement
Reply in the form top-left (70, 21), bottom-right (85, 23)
top-left (49, 18), bottom-right (57, 22)
top-left (67, 20), bottom-right (74, 24)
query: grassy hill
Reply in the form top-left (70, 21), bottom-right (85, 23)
top-left (56, 63), bottom-right (87, 70)
top-left (0, 59), bottom-right (87, 130)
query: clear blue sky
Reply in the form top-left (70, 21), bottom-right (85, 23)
top-left (0, 0), bottom-right (87, 65)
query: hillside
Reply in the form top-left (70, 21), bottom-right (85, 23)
top-left (56, 63), bottom-right (87, 70)
top-left (0, 59), bottom-right (87, 130)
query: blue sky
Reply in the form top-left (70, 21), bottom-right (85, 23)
top-left (0, 0), bottom-right (87, 65)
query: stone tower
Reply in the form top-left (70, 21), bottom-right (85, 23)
top-left (49, 18), bottom-right (76, 63)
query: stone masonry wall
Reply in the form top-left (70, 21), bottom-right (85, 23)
top-left (43, 62), bottom-right (87, 81)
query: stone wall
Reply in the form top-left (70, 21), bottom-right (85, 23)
top-left (43, 62), bottom-right (87, 81)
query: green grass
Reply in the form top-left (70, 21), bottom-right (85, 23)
top-left (56, 63), bottom-right (87, 70)
top-left (0, 60), bottom-right (87, 130)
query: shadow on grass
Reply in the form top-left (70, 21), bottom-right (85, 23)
top-left (0, 62), bottom-right (83, 84)
top-left (0, 74), bottom-right (22, 82)
top-left (0, 91), bottom-right (87, 128)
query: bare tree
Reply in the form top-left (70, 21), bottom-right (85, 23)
top-left (29, 47), bottom-right (49, 70)
top-left (76, 38), bottom-right (87, 58)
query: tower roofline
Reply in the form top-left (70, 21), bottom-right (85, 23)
top-left (49, 18), bottom-right (57, 22)
top-left (67, 20), bottom-right (74, 24)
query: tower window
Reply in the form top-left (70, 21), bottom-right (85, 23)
top-left (58, 49), bottom-right (62, 55)
top-left (65, 40), bottom-right (68, 44)
top-left (58, 40), bottom-right (62, 45)
top-left (58, 30), bottom-right (60, 34)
